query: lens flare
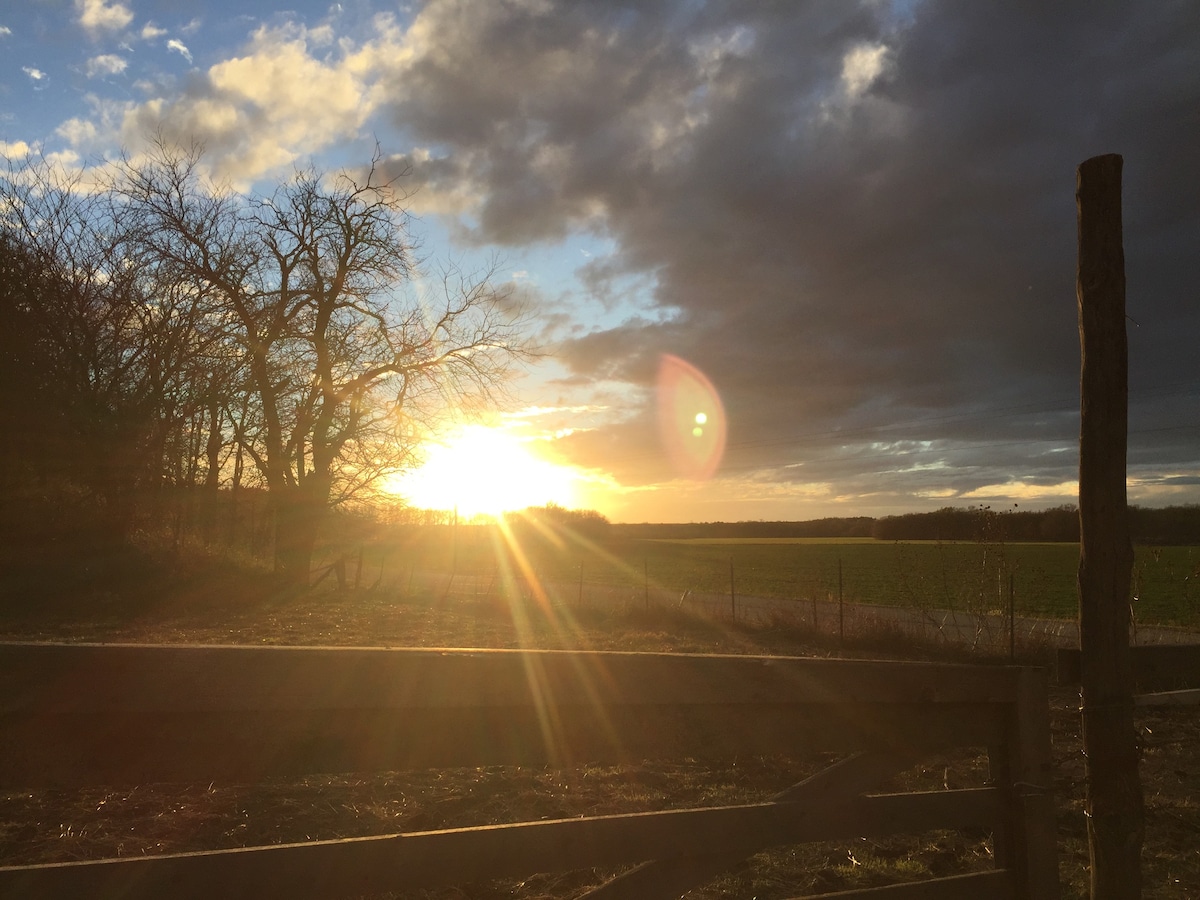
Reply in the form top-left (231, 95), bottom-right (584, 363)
top-left (656, 354), bottom-right (727, 480)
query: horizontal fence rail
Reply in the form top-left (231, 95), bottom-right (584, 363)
top-left (0, 643), bottom-right (1059, 899)
top-left (1058, 644), bottom-right (1200, 706)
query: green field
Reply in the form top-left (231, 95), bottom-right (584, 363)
top-left (365, 527), bottom-right (1200, 629)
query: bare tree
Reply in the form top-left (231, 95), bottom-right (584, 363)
top-left (1, 153), bottom-right (218, 544)
top-left (115, 142), bottom-right (529, 585)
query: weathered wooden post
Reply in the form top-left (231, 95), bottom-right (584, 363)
top-left (1076, 152), bottom-right (1144, 899)
top-left (1008, 572), bottom-right (1016, 662)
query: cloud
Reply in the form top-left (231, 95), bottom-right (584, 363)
top-left (961, 481), bottom-right (1079, 502)
top-left (26, 0), bottom-right (1200, 517)
top-left (503, 405), bottom-right (609, 420)
top-left (22, 67), bottom-right (47, 82)
top-left (141, 23), bottom-right (167, 40)
top-left (0, 140), bottom-right (33, 158)
top-left (361, 0), bottom-right (1200, 513)
top-left (76, 0), bottom-right (133, 36)
top-left (85, 54), bottom-right (128, 78)
top-left (0, 26), bottom-right (12, 37)
top-left (167, 39), bottom-right (193, 64)
top-left (56, 116), bottom-right (99, 147)
top-left (88, 23), bottom-right (384, 184)
top-left (840, 42), bottom-right (890, 99)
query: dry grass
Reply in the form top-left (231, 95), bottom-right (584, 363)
top-left (1, 573), bottom-right (1198, 898)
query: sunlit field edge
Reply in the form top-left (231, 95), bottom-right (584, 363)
top-left (336, 528), bottom-right (1200, 629)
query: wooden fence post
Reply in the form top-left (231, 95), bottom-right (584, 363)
top-left (1012, 667), bottom-right (1061, 898)
top-left (1076, 152), bottom-right (1144, 899)
top-left (1009, 572), bottom-right (1016, 662)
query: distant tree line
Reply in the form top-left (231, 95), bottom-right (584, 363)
top-left (870, 505), bottom-right (1080, 542)
top-left (614, 518), bottom-right (875, 540)
top-left (1, 143), bottom-right (527, 585)
top-left (872, 504), bottom-right (1200, 544)
top-left (1127, 506), bottom-right (1200, 546)
top-left (505, 504), bottom-right (613, 546)
top-left (613, 506), bottom-right (1200, 545)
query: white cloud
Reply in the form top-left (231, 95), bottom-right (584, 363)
top-left (141, 23), bottom-right (167, 40)
top-left (76, 0), bottom-right (134, 36)
top-left (0, 140), bottom-right (33, 158)
top-left (43, 149), bottom-right (84, 173)
top-left (23, 67), bottom-right (47, 82)
top-left (57, 117), bottom-right (100, 147)
top-left (0, 26), bottom-right (13, 37)
top-left (960, 481), bottom-right (1079, 502)
top-left (308, 24), bottom-right (335, 47)
top-left (70, 23), bottom-right (389, 185)
top-left (86, 54), bottom-right (128, 77)
top-left (167, 39), bottom-right (193, 64)
top-left (840, 42), bottom-right (890, 99)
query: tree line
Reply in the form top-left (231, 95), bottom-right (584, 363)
top-left (614, 505), bottom-right (1200, 545)
top-left (1, 142), bottom-right (527, 586)
top-left (872, 505), bottom-right (1200, 544)
top-left (615, 518), bottom-right (875, 540)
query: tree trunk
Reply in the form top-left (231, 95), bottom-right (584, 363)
top-left (203, 400), bottom-right (223, 540)
top-left (1076, 152), bottom-right (1143, 900)
top-left (272, 482), bottom-right (329, 589)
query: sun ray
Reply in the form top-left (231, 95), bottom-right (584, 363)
top-left (490, 515), bottom-right (624, 763)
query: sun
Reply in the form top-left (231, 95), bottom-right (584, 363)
top-left (387, 425), bottom-right (580, 518)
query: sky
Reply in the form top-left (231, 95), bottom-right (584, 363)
top-left (2, 0), bottom-right (1199, 523)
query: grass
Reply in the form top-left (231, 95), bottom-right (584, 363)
top-left (354, 525), bottom-right (1200, 628)
top-left (1, 538), bottom-right (1197, 898)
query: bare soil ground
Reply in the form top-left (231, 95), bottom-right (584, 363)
top-left (1, 585), bottom-right (1197, 898)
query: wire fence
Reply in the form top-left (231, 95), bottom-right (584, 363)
top-left (314, 553), bottom-right (1200, 655)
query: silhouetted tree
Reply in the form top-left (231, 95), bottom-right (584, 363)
top-left (1, 155), bottom-right (218, 546)
top-left (0, 232), bottom-right (71, 542)
top-left (507, 504), bottom-right (612, 547)
top-left (113, 142), bottom-right (528, 585)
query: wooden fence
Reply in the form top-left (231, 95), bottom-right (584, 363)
top-left (1058, 643), bottom-right (1200, 706)
top-left (0, 643), bottom-right (1059, 898)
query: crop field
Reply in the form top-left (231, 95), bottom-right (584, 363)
top-left (359, 526), bottom-right (1200, 629)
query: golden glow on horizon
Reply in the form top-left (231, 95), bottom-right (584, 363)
top-left (387, 425), bottom-right (580, 518)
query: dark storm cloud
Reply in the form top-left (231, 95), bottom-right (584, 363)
top-left (558, 318), bottom-right (681, 384)
top-left (379, 0), bottom-right (1200, 503)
